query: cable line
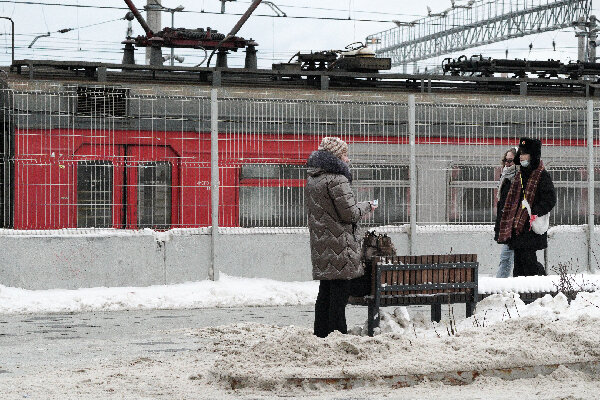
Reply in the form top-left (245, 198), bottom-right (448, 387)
top-left (0, 0), bottom-right (418, 24)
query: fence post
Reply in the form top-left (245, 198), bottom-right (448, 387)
top-left (408, 95), bottom-right (417, 255)
top-left (587, 100), bottom-right (595, 273)
top-left (210, 89), bottom-right (220, 281)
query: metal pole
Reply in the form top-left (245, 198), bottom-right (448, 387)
top-left (210, 89), bottom-right (219, 281)
top-left (577, 32), bottom-right (586, 62)
top-left (227, 0), bottom-right (263, 38)
top-left (9, 18), bottom-right (13, 68)
top-left (170, 11), bottom-right (174, 66)
top-left (408, 95), bottom-right (417, 255)
top-left (590, 32), bottom-right (598, 63)
top-left (590, 15), bottom-right (599, 63)
top-left (144, 0), bottom-right (161, 65)
top-left (0, 17), bottom-right (14, 68)
top-left (587, 100), bottom-right (595, 273)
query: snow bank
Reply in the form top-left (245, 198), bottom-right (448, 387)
top-left (0, 274), bottom-right (319, 314)
top-left (373, 291), bottom-right (600, 337)
top-left (205, 291), bottom-right (600, 390)
top-left (1, 273), bottom-right (599, 315)
top-left (479, 274), bottom-right (600, 294)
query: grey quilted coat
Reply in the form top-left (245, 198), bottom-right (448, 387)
top-left (305, 150), bottom-right (372, 280)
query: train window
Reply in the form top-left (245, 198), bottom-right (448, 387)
top-left (547, 166), bottom-right (598, 225)
top-left (138, 162), bottom-right (172, 229)
top-left (239, 164), bottom-right (306, 227)
top-left (239, 164), bottom-right (410, 228)
top-left (449, 165), bottom-right (600, 225)
top-left (76, 86), bottom-right (128, 117)
top-left (448, 165), bottom-right (498, 224)
top-left (352, 165), bottom-right (410, 226)
top-left (77, 161), bottom-right (113, 228)
top-left (240, 164), bottom-right (307, 180)
top-left (239, 186), bottom-right (306, 227)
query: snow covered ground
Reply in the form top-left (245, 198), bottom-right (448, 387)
top-left (1, 273), bottom-right (599, 314)
top-left (0, 274), bottom-right (318, 314)
top-left (205, 291), bottom-right (600, 385)
top-left (1, 274), bottom-right (600, 398)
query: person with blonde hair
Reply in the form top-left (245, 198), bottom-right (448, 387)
top-left (305, 136), bottom-right (377, 337)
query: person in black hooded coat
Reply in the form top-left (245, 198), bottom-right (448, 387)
top-left (497, 138), bottom-right (556, 277)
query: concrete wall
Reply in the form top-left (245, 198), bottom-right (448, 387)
top-left (0, 233), bottom-right (210, 290)
top-left (0, 226), bottom-right (597, 290)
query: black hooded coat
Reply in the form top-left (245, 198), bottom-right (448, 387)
top-left (497, 138), bottom-right (556, 251)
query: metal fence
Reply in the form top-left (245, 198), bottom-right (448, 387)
top-left (0, 84), bottom-right (598, 234)
top-left (416, 99), bottom-right (597, 226)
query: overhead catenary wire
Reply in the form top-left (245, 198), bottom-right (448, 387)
top-left (0, 0), bottom-right (423, 24)
top-left (26, 16), bottom-right (125, 47)
top-left (3, 0), bottom-right (588, 29)
top-left (2, 31), bottom-right (583, 53)
top-left (0, 1), bottom-right (589, 67)
top-left (0, 0), bottom-right (431, 19)
top-left (236, 0), bottom-right (424, 18)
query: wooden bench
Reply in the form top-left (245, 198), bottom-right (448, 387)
top-left (348, 254), bottom-right (478, 336)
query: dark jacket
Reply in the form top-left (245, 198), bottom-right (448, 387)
top-left (494, 177), bottom-right (512, 242)
top-left (507, 166), bottom-right (556, 251)
top-left (305, 150), bottom-right (371, 280)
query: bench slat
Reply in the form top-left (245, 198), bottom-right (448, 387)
top-left (375, 257), bottom-right (478, 296)
top-left (381, 282), bottom-right (477, 292)
top-left (378, 262), bottom-right (478, 272)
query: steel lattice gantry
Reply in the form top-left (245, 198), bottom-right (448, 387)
top-left (367, 0), bottom-right (591, 67)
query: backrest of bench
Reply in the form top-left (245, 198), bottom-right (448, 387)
top-left (372, 254), bottom-right (478, 298)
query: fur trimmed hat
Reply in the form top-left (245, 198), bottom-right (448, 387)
top-left (318, 137), bottom-right (348, 159)
top-left (516, 137), bottom-right (542, 168)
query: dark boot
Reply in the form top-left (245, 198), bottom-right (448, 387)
top-left (314, 280), bottom-right (331, 338)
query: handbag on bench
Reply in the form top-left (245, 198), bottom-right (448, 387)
top-left (349, 231), bottom-right (397, 297)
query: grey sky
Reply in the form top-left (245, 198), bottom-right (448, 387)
top-left (0, 0), bottom-right (596, 71)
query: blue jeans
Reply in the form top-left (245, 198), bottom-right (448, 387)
top-left (496, 244), bottom-right (514, 278)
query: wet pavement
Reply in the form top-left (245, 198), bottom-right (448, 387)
top-left (0, 304), bottom-right (458, 375)
top-left (2, 304), bottom-right (598, 400)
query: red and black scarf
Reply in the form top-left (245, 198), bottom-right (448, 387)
top-left (497, 161), bottom-right (544, 243)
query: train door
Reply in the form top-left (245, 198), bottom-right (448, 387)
top-left (124, 145), bottom-right (180, 230)
top-left (74, 144), bottom-right (124, 229)
top-left (74, 144), bottom-right (179, 229)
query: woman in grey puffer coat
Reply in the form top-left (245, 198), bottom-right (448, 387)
top-left (305, 137), bottom-right (375, 338)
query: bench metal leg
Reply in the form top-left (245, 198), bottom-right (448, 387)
top-left (367, 302), bottom-right (375, 337)
top-left (367, 299), bottom-right (381, 337)
top-left (431, 303), bottom-right (441, 323)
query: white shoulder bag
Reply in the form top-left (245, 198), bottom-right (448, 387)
top-left (521, 199), bottom-right (549, 235)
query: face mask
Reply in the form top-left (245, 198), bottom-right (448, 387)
top-left (521, 160), bottom-right (530, 168)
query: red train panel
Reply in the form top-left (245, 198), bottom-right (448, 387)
top-left (13, 129), bottom-right (323, 229)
